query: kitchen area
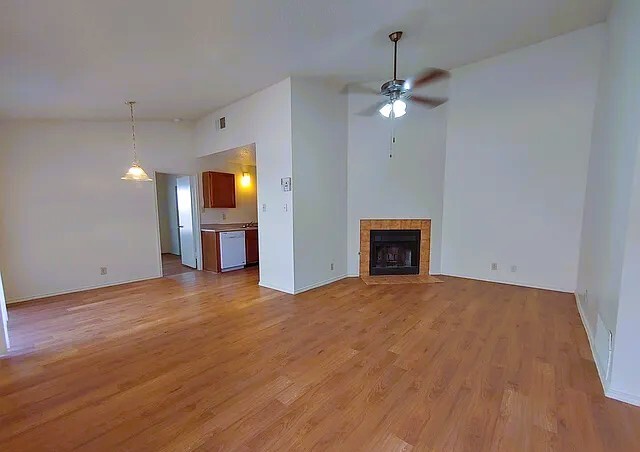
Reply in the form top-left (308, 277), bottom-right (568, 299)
top-left (201, 223), bottom-right (258, 272)
top-left (199, 145), bottom-right (259, 273)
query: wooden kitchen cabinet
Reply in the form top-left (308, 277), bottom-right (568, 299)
top-left (202, 231), bottom-right (221, 272)
top-left (202, 171), bottom-right (236, 208)
top-left (245, 229), bottom-right (259, 264)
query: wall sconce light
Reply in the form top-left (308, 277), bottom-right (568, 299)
top-left (241, 172), bottom-right (251, 187)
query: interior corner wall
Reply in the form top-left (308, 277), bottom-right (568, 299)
top-left (346, 83), bottom-right (448, 276)
top-left (0, 120), bottom-right (196, 302)
top-left (575, 0), bottom-right (640, 403)
top-left (194, 78), bottom-right (295, 293)
top-left (291, 78), bottom-right (348, 293)
top-left (441, 24), bottom-right (605, 293)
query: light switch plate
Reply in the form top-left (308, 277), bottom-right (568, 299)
top-left (281, 177), bottom-right (292, 192)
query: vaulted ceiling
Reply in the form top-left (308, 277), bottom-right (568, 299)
top-left (0, 0), bottom-right (611, 120)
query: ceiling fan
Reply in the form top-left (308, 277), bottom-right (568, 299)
top-left (356, 31), bottom-right (450, 118)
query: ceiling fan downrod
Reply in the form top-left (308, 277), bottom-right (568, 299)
top-left (389, 31), bottom-right (403, 82)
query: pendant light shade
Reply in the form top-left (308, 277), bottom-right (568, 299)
top-left (121, 101), bottom-right (152, 182)
top-left (121, 162), bottom-right (152, 181)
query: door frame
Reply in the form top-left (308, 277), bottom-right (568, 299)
top-left (0, 272), bottom-right (10, 355)
top-left (153, 172), bottom-right (203, 275)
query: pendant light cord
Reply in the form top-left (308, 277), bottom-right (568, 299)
top-left (128, 101), bottom-right (138, 164)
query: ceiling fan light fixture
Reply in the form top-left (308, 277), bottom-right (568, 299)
top-left (379, 102), bottom-right (393, 118)
top-left (392, 99), bottom-right (407, 117)
top-left (379, 99), bottom-right (407, 118)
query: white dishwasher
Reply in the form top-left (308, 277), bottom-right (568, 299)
top-left (219, 231), bottom-right (246, 271)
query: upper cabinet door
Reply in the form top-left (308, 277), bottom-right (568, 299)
top-left (203, 171), bottom-right (236, 208)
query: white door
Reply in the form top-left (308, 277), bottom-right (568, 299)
top-left (0, 272), bottom-right (9, 355)
top-left (176, 176), bottom-right (197, 268)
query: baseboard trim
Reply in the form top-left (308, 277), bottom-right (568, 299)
top-left (6, 274), bottom-right (162, 305)
top-left (439, 272), bottom-right (572, 293)
top-left (293, 275), bottom-right (348, 295)
top-left (258, 281), bottom-right (294, 295)
top-left (605, 388), bottom-right (640, 407)
top-left (574, 293), bottom-right (608, 391)
top-left (571, 294), bottom-right (640, 408)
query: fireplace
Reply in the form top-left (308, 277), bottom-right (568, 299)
top-left (369, 229), bottom-right (421, 275)
top-left (359, 219), bottom-right (432, 284)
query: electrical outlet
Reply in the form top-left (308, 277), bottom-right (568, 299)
top-left (100, 267), bottom-right (108, 276)
top-left (222, 213), bottom-right (227, 220)
top-left (491, 263), bottom-right (498, 271)
top-left (330, 263), bottom-right (334, 271)
top-left (262, 204), bottom-right (267, 212)
top-left (510, 265), bottom-right (517, 273)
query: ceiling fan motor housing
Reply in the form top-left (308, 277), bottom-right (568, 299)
top-left (380, 79), bottom-right (407, 101)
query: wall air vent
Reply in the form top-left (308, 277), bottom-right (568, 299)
top-left (218, 116), bottom-right (226, 130)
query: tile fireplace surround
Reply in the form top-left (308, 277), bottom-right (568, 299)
top-left (359, 219), bottom-right (441, 285)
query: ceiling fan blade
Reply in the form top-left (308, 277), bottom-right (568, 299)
top-left (405, 68), bottom-right (450, 90)
top-left (342, 83), bottom-right (380, 96)
top-left (409, 96), bottom-right (448, 108)
top-left (356, 101), bottom-right (388, 116)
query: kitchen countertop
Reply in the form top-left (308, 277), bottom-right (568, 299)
top-left (200, 223), bottom-right (258, 233)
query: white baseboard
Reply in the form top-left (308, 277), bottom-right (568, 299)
top-left (574, 293), bottom-right (608, 391)
top-left (605, 388), bottom-right (640, 407)
top-left (258, 281), bottom-right (294, 295)
top-left (293, 274), bottom-right (348, 295)
top-left (6, 274), bottom-right (162, 305)
top-left (440, 272), bottom-right (572, 293)
top-left (572, 293), bottom-right (640, 407)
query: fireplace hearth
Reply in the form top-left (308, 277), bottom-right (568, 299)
top-left (369, 230), bottom-right (421, 275)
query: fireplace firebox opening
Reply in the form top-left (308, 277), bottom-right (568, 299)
top-left (369, 229), bottom-right (421, 276)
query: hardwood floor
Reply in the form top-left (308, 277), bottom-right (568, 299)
top-left (162, 253), bottom-right (197, 276)
top-left (1, 270), bottom-right (639, 451)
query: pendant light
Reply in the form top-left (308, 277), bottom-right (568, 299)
top-left (121, 101), bottom-right (152, 182)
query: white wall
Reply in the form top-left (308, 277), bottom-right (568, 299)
top-left (194, 79), bottom-right (294, 293)
top-left (441, 25), bottom-right (605, 292)
top-left (156, 173), bottom-right (180, 255)
top-left (346, 83), bottom-right (448, 276)
top-left (576, 0), bottom-right (640, 404)
top-left (198, 154), bottom-right (258, 225)
top-left (291, 77), bottom-right (348, 292)
top-left (0, 120), bottom-right (196, 302)
top-left (612, 140), bottom-right (640, 402)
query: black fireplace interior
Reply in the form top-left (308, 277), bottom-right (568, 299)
top-left (370, 229), bottom-right (421, 276)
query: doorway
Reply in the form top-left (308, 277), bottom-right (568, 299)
top-left (155, 173), bottom-right (199, 276)
top-left (197, 144), bottom-right (258, 275)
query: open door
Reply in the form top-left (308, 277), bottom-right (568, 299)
top-left (176, 176), bottom-right (197, 268)
top-left (0, 272), bottom-right (9, 355)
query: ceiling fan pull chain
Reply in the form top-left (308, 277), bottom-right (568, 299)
top-left (389, 117), bottom-right (395, 158)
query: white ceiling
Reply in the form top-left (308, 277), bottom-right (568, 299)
top-left (0, 0), bottom-right (610, 120)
